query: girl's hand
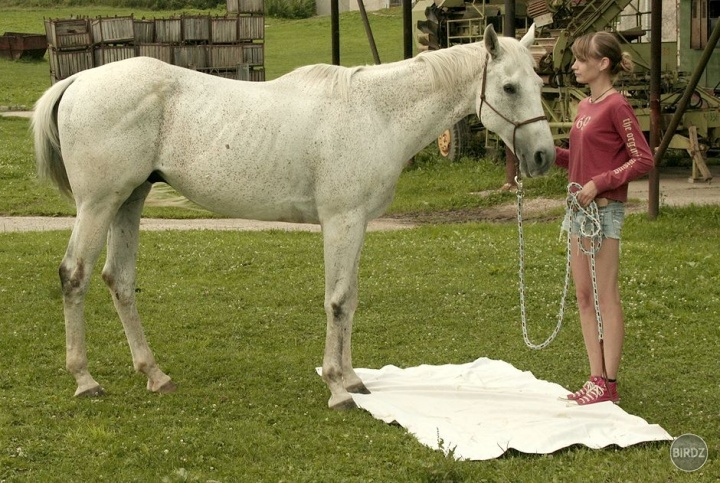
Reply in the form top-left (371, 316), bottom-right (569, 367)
top-left (578, 180), bottom-right (598, 207)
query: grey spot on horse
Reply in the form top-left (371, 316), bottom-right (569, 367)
top-left (60, 260), bottom-right (84, 294)
top-left (332, 302), bottom-right (343, 319)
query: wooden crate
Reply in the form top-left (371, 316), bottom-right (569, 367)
top-left (91, 16), bottom-right (134, 44)
top-left (242, 43), bottom-right (263, 65)
top-left (49, 47), bottom-right (93, 82)
top-left (182, 15), bottom-right (210, 43)
top-left (0, 32), bottom-right (48, 60)
top-left (210, 17), bottom-right (239, 44)
top-left (137, 43), bottom-right (173, 64)
top-left (45, 18), bottom-right (92, 50)
top-left (238, 16), bottom-right (264, 40)
top-left (200, 66), bottom-right (240, 79)
top-left (241, 0), bottom-right (264, 14)
top-left (237, 64), bottom-right (265, 82)
top-left (174, 44), bottom-right (207, 68)
top-left (206, 65), bottom-right (263, 81)
top-left (94, 45), bottom-right (135, 66)
top-left (44, 19), bottom-right (53, 46)
top-left (208, 44), bottom-right (243, 68)
top-left (228, 0), bottom-right (264, 14)
top-left (133, 19), bottom-right (155, 43)
top-left (250, 67), bottom-right (264, 82)
top-left (155, 17), bottom-right (182, 44)
top-left (212, 69), bottom-right (240, 80)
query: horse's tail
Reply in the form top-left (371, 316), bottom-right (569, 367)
top-left (31, 76), bottom-right (77, 198)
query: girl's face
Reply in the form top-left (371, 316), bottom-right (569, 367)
top-left (571, 55), bottom-right (609, 85)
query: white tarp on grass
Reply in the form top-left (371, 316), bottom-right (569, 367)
top-left (324, 358), bottom-right (672, 460)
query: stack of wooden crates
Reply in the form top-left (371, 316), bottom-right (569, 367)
top-left (44, 0), bottom-right (264, 84)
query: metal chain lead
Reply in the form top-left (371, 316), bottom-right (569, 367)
top-left (517, 180), bottom-right (604, 350)
top-left (566, 182), bottom-right (604, 342)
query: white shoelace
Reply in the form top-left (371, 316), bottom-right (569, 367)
top-left (577, 381), bottom-right (606, 404)
top-left (570, 380), bottom-right (594, 399)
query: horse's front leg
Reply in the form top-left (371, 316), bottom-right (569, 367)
top-left (321, 212), bottom-right (371, 410)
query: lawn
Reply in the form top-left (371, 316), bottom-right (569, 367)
top-left (1, 209), bottom-right (719, 480)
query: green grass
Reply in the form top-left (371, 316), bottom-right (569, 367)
top-left (1, 209), bottom-right (719, 480)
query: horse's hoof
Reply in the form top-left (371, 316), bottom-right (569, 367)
top-left (328, 394), bottom-right (357, 410)
top-left (346, 381), bottom-right (371, 395)
top-left (157, 380), bottom-right (177, 394)
top-left (74, 385), bottom-right (105, 397)
top-left (149, 379), bottom-right (177, 394)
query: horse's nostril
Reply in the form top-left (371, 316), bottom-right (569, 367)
top-left (534, 151), bottom-right (545, 168)
top-left (531, 150), bottom-right (553, 176)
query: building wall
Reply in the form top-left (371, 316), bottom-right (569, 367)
top-left (678, 0), bottom-right (719, 89)
top-left (618, 0), bottom-right (719, 89)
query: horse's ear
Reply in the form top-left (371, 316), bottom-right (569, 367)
top-left (484, 24), bottom-right (501, 59)
top-left (520, 24), bottom-right (536, 49)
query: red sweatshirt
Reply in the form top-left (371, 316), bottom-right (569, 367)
top-left (555, 92), bottom-right (654, 202)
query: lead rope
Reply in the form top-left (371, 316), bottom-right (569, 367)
top-left (517, 179), bottom-right (604, 350)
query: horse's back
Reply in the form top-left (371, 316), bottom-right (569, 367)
top-left (55, 58), bottom-right (321, 220)
top-left (52, 57), bottom-right (404, 223)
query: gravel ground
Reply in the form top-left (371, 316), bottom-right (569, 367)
top-left (0, 216), bottom-right (416, 233)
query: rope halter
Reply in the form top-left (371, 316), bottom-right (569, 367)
top-left (478, 54), bottom-right (548, 158)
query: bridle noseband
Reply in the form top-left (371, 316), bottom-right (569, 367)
top-left (478, 54), bottom-right (548, 156)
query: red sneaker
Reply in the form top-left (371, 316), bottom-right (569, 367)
top-left (575, 378), bottom-right (612, 405)
top-left (564, 375), bottom-right (603, 401)
top-left (606, 380), bottom-right (620, 404)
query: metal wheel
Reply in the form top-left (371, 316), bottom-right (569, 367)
top-left (437, 118), bottom-right (469, 160)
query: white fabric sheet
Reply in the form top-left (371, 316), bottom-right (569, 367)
top-left (321, 358), bottom-right (672, 460)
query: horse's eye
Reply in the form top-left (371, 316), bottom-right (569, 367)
top-left (503, 84), bottom-right (517, 94)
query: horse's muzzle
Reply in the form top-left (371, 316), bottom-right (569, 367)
top-left (522, 148), bottom-right (555, 178)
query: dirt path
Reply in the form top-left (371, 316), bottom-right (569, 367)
top-left (0, 216), bottom-right (417, 233)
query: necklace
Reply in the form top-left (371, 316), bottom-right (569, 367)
top-left (590, 86), bottom-right (615, 103)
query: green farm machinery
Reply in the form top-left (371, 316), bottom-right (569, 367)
top-left (413, 0), bottom-right (720, 165)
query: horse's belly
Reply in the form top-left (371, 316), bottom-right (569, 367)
top-left (163, 165), bottom-right (320, 224)
top-left (195, 191), bottom-right (320, 224)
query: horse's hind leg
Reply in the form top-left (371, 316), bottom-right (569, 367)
top-left (61, 202), bottom-right (124, 396)
top-left (321, 213), bottom-right (371, 410)
top-left (101, 183), bottom-right (175, 394)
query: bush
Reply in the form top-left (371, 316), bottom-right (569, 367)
top-left (265, 0), bottom-right (315, 18)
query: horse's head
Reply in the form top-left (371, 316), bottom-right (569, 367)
top-left (477, 24), bottom-right (555, 178)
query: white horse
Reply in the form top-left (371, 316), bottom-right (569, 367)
top-left (33, 25), bottom-right (554, 409)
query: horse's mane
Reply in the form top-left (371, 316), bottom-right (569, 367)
top-left (415, 43), bottom-right (487, 90)
top-left (285, 63), bottom-right (365, 100)
top-left (284, 38), bottom-right (529, 99)
top-left (416, 38), bottom-right (533, 89)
